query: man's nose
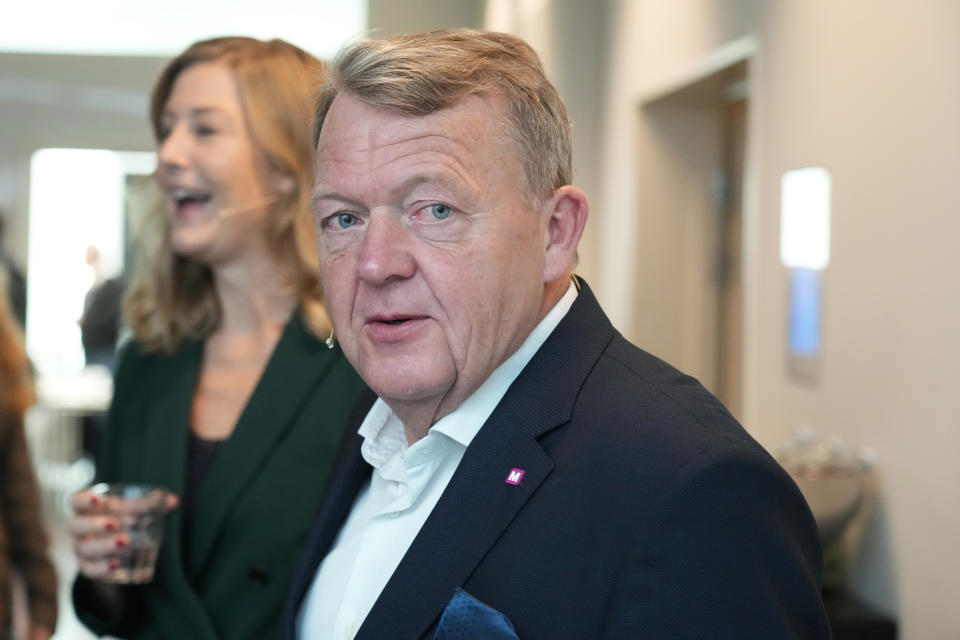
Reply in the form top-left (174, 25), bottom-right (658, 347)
top-left (356, 212), bottom-right (416, 284)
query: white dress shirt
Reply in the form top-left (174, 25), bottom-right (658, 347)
top-left (298, 281), bottom-right (578, 640)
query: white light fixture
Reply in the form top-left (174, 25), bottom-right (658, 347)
top-left (780, 167), bottom-right (831, 270)
top-left (780, 167), bottom-right (831, 380)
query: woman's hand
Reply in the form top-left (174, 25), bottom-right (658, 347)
top-left (69, 488), bottom-right (178, 580)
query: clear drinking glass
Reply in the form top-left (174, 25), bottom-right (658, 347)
top-left (87, 483), bottom-right (172, 584)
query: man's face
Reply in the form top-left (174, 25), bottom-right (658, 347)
top-left (313, 92), bottom-right (553, 430)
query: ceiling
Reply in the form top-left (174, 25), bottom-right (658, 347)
top-left (1, 0), bottom-right (367, 59)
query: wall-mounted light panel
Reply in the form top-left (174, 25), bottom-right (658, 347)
top-left (780, 167), bottom-right (831, 380)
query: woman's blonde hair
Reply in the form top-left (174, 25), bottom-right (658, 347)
top-left (126, 37), bottom-right (327, 354)
top-left (0, 269), bottom-right (35, 414)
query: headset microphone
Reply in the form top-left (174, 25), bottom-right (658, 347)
top-left (215, 194), bottom-right (282, 219)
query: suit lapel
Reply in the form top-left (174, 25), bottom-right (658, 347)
top-left (185, 313), bottom-right (338, 580)
top-left (359, 280), bottom-right (616, 639)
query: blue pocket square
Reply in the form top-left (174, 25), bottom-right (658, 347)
top-left (433, 588), bottom-right (519, 640)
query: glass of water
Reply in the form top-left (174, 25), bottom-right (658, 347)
top-left (86, 483), bottom-right (173, 584)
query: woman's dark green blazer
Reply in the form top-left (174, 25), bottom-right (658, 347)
top-left (73, 311), bottom-right (368, 639)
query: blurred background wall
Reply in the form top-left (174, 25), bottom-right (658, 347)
top-left (0, 54), bottom-right (164, 268)
top-left (2, 0), bottom-right (958, 637)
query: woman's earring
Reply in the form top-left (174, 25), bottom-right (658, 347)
top-left (325, 328), bottom-right (335, 350)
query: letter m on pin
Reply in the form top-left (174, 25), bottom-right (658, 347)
top-left (505, 468), bottom-right (525, 485)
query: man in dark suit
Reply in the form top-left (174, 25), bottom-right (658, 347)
top-left (283, 29), bottom-right (830, 639)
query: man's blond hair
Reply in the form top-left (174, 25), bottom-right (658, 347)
top-left (314, 29), bottom-right (573, 204)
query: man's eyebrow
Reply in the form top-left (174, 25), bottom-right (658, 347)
top-left (397, 173), bottom-right (472, 198)
top-left (311, 174), bottom-right (474, 212)
top-left (312, 175), bottom-right (445, 202)
top-left (310, 190), bottom-right (364, 209)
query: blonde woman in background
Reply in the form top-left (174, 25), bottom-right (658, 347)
top-left (0, 270), bottom-right (58, 640)
top-left (69, 37), bottom-right (368, 639)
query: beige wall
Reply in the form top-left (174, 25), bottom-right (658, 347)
top-left (0, 54), bottom-right (164, 267)
top-left (754, 2), bottom-right (960, 634)
top-left (583, 0), bottom-right (958, 636)
top-left (587, 0), bottom-right (760, 337)
top-left (486, 0), bottom-right (610, 287)
top-left (369, 0), bottom-right (483, 36)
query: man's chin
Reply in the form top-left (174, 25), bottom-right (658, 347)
top-left (366, 371), bottom-right (451, 411)
top-left (372, 381), bottom-right (445, 405)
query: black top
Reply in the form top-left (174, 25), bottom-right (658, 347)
top-left (181, 432), bottom-right (225, 552)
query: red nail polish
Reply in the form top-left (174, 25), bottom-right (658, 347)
top-left (105, 522), bottom-right (116, 532)
top-left (108, 560), bottom-right (119, 570)
top-left (115, 537), bottom-right (128, 548)
top-left (90, 496), bottom-right (101, 506)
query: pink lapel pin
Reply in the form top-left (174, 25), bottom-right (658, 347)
top-left (505, 468), bottom-right (526, 485)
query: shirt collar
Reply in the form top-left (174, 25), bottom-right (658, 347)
top-left (357, 279), bottom-right (579, 466)
top-left (357, 401), bottom-right (407, 472)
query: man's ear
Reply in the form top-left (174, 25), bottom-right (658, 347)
top-left (542, 185), bottom-right (589, 283)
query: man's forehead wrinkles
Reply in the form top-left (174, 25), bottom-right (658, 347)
top-left (374, 129), bottom-right (472, 148)
top-left (363, 131), bottom-right (475, 165)
top-left (319, 149), bottom-right (471, 185)
top-left (317, 135), bottom-right (472, 175)
top-left (371, 147), bottom-right (475, 177)
top-left (322, 146), bottom-right (479, 194)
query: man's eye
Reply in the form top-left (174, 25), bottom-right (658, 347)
top-left (427, 204), bottom-right (452, 220)
top-left (194, 125), bottom-right (216, 136)
top-left (335, 212), bottom-right (359, 229)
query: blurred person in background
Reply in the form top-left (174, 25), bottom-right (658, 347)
top-left (78, 245), bottom-right (124, 373)
top-left (77, 244), bottom-right (125, 464)
top-left (69, 37), bottom-right (368, 639)
top-left (0, 213), bottom-right (27, 329)
top-left (0, 269), bottom-right (57, 640)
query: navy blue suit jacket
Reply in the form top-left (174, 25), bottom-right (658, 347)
top-left (281, 279), bottom-right (830, 639)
